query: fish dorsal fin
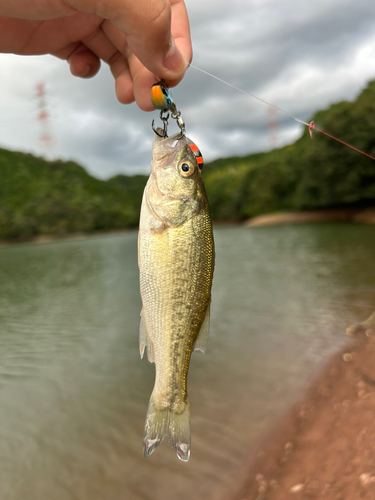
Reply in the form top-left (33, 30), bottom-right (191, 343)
top-left (194, 305), bottom-right (211, 354)
top-left (139, 310), bottom-right (155, 363)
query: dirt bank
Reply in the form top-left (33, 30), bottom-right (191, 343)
top-left (246, 208), bottom-right (375, 227)
top-left (233, 313), bottom-right (375, 500)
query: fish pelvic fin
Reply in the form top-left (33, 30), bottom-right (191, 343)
top-left (143, 393), bottom-right (191, 462)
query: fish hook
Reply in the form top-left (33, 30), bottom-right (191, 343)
top-left (152, 110), bottom-right (170, 138)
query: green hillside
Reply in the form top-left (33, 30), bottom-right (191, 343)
top-left (1, 80), bottom-right (375, 241)
top-left (203, 80), bottom-right (375, 220)
top-left (0, 151), bottom-right (146, 240)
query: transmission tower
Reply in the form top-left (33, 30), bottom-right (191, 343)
top-left (36, 83), bottom-right (55, 156)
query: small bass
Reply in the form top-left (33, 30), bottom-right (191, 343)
top-left (138, 130), bottom-right (214, 461)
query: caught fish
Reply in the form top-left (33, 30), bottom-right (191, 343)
top-left (138, 129), bottom-right (215, 461)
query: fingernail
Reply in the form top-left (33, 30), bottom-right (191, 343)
top-left (82, 65), bottom-right (91, 77)
top-left (163, 42), bottom-right (185, 74)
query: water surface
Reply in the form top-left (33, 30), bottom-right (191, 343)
top-left (0, 224), bottom-right (374, 500)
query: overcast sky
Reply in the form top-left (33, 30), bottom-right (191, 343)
top-left (0, 0), bottom-right (375, 179)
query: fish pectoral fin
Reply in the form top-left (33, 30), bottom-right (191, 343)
top-left (150, 217), bottom-right (166, 234)
top-left (139, 310), bottom-right (155, 363)
top-left (194, 305), bottom-right (211, 354)
top-left (139, 310), bottom-right (147, 358)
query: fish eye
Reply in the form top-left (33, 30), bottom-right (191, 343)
top-left (178, 160), bottom-right (195, 178)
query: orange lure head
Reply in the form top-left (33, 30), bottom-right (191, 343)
top-left (151, 81), bottom-right (174, 111)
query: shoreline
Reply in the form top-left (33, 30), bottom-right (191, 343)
top-left (0, 228), bottom-right (136, 248)
top-left (1, 208), bottom-right (374, 248)
top-left (246, 208), bottom-right (375, 227)
top-left (231, 318), bottom-right (375, 500)
top-left (0, 221), bottom-right (237, 248)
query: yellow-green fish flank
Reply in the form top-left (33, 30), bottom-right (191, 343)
top-left (138, 130), bottom-right (215, 461)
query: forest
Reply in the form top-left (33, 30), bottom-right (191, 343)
top-left (1, 81), bottom-right (374, 240)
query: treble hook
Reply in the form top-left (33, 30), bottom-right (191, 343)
top-left (151, 120), bottom-right (167, 138)
top-left (152, 110), bottom-right (170, 138)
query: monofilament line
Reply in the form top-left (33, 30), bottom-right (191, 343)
top-left (189, 63), bottom-right (309, 127)
top-left (188, 63), bottom-right (375, 161)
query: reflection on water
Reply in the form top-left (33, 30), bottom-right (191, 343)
top-left (0, 224), bottom-right (374, 500)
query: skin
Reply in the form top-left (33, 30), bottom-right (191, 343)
top-left (0, 0), bottom-right (192, 110)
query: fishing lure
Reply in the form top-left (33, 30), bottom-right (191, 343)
top-left (151, 80), bottom-right (204, 170)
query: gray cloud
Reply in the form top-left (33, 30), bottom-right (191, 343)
top-left (0, 0), bottom-right (375, 178)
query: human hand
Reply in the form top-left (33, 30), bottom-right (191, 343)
top-left (0, 0), bottom-right (192, 110)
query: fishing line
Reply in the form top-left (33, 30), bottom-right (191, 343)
top-left (188, 63), bottom-right (375, 161)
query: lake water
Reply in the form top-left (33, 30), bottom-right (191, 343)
top-left (0, 224), bottom-right (374, 500)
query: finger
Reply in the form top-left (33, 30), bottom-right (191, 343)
top-left (132, 64), bottom-right (159, 111)
top-left (111, 54), bottom-right (134, 104)
top-left (126, 42), bottom-right (189, 111)
top-left (169, 0), bottom-right (192, 72)
top-left (82, 24), bottom-right (134, 103)
top-left (69, 0), bottom-right (191, 81)
top-left (115, 72), bottom-right (135, 105)
top-left (102, 30), bottom-right (184, 110)
top-left (0, 0), bottom-right (77, 20)
top-left (102, 21), bottom-right (154, 110)
top-left (52, 41), bottom-right (101, 78)
top-left (68, 44), bottom-right (101, 78)
top-left (120, 0), bottom-right (190, 81)
top-left (82, 24), bottom-right (117, 65)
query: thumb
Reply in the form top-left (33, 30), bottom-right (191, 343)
top-left (85, 0), bottom-right (189, 80)
top-left (122, 0), bottom-right (188, 80)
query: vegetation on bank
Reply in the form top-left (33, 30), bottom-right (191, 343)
top-left (203, 80), bottom-right (375, 220)
top-left (0, 153), bottom-right (143, 240)
top-left (1, 81), bottom-right (375, 240)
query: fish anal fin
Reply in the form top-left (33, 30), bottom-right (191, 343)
top-left (194, 305), bottom-right (210, 354)
top-left (139, 310), bottom-right (155, 363)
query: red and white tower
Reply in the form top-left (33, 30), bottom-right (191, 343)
top-left (36, 83), bottom-right (55, 157)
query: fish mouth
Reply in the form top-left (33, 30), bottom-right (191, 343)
top-left (156, 140), bottom-right (189, 166)
top-left (153, 131), bottom-right (188, 156)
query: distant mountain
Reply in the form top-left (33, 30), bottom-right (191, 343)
top-left (1, 81), bottom-right (375, 241)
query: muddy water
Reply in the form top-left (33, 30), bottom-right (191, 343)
top-left (0, 224), bottom-right (374, 500)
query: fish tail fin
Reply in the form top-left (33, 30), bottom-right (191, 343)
top-left (143, 392), bottom-right (191, 462)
